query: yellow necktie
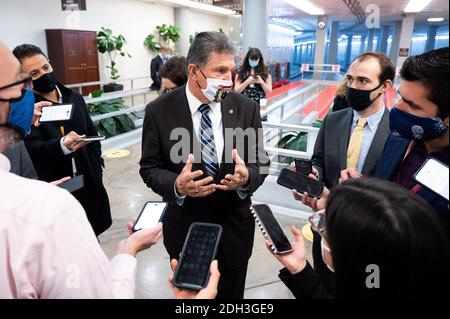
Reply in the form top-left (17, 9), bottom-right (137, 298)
top-left (347, 117), bottom-right (368, 169)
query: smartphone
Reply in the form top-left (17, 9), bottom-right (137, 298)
top-left (251, 204), bottom-right (294, 255)
top-left (173, 223), bottom-right (222, 291)
top-left (39, 104), bottom-right (73, 123)
top-left (132, 201), bottom-right (168, 232)
top-left (295, 159), bottom-right (313, 176)
top-left (58, 175), bottom-right (85, 193)
top-left (414, 157), bottom-right (449, 201)
top-left (73, 136), bottom-right (105, 142)
top-left (277, 168), bottom-right (324, 199)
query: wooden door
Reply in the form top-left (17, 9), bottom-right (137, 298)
top-left (62, 31), bottom-right (84, 86)
top-left (80, 31), bottom-right (100, 96)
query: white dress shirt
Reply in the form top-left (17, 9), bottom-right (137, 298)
top-left (0, 153), bottom-right (137, 299)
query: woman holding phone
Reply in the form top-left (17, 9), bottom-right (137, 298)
top-left (234, 48), bottom-right (272, 106)
top-left (269, 178), bottom-right (449, 299)
top-left (12, 44), bottom-right (112, 236)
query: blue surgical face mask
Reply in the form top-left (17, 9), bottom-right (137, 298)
top-left (249, 59), bottom-right (259, 68)
top-left (389, 107), bottom-right (448, 141)
top-left (7, 89), bottom-right (35, 137)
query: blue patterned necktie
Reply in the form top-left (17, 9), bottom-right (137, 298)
top-left (198, 104), bottom-right (220, 178)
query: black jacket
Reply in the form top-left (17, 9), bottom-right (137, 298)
top-left (24, 83), bottom-right (111, 235)
top-left (150, 55), bottom-right (163, 90)
top-left (139, 86), bottom-right (270, 270)
top-left (279, 263), bottom-right (331, 299)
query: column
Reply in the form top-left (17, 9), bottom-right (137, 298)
top-left (425, 26), bottom-right (438, 52)
top-left (327, 21), bottom-right (340, 65)
top-left (396, 14), bottom-right (416, 71)
top-left (390, 21), bottom-right (402, 66)
top-left (359, 34), bottom-right (367, 54)
top-left (174, 7), bottom-right (191, 56)
top-left (366, 29), bottom-right (375, 52)
top-left (242, 0), bottom-right (269, 58)
top-left (313, 15), bottom-right (328, 79)
top-left (379, 25), bottom-right (390, 54)
top-left (345, 34), bottom-right (353, 70)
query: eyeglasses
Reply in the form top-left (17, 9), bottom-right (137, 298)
top-left (308, 209), bottom-right (326, 237)
top-left (0, 74), bottom-right (32, 91)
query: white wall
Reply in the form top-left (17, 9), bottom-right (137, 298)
top-left (0, 0), bottom-right (228, 83)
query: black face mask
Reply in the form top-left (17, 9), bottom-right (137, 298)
top-left (345, 83), bottom-right (383, 112)
top-left (32, 72), bottom-right (57, 93)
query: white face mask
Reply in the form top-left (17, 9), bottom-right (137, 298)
top-left (321, 239), bottom-right (335, 273)
top-left (196, 67), bottom-right (233, 103)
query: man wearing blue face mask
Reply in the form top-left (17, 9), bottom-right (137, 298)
top-left (140, 32), bottom-right (270, 299)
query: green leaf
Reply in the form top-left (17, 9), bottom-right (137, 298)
top-left (100, 118), bottom-right (118, 136)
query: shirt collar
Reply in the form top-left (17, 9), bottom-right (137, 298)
top-left (0, 153), bottom-right (11, 172)
top-left (353, 104), bottom-right (385, 131)
top-left (185, 83), bottom-right (221, 117)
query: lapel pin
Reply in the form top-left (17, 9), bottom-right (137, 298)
top-left (229, 109), bottom-right (234, 115)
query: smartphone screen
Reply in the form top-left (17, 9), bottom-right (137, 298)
top-left (251, 204), bottom-right (293, 254)
top-left (277, 168), bottom-right (324, 198)
top-left (132, 202), bottom-right (167, 232)
top-left (173, 223), bottom-right (222, 290)
top-left (39, 104), bottom-right (73, 122)
top-left (415, 158), bottom-right (449, 201)
top-left (295, 159), bottom-right (313, 176)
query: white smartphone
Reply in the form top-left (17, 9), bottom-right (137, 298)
top-left (39, 104), bottom-right (73, 122)
top-left (73, 136), bottom-right (105, 142)
top-left (414, 157), bottom-right (449, 201)
top-left (132, 201), bottom-right (168, 232)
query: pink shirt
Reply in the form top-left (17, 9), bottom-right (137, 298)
top-left (0, 153), bottom-right (137, 298)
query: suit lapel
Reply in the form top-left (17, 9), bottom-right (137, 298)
top-left (339, 108), bottom-right (353, 169)
top-left (362, 108), bottom-right (391, 175)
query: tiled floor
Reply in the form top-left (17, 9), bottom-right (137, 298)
top-left (99, 143), bottom-right (313, 299)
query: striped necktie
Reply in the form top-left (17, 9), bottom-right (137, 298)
top-left (198, 104), bottom-right (220, 177)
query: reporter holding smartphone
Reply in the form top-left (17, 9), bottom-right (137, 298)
top-left (12, 44), bottom-right (112, 236)
top-left (0, 42), bottom-right (163, 298)
top-left (267, 178), bottom-right (449, 299)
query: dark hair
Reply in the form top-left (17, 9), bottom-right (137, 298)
top-left (325, 178), bottom-right (449, 299)
top-left (353, 52), bottom-right (395, 85)
top-left (12, 44), bottom-right (47, 62)
top-left (400, 47), bottom-right (449, 118)
top-left (187, 32), bottom-right (235, 68)
top-left (237, 47), bottom-right (269, 82)
top-left (159, 56), bottom-right (188, 87)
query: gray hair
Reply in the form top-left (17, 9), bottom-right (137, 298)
top-left (187, 32), bottom-right (235, 68)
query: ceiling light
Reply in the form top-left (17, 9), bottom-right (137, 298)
top-left (283, 0), bottom-right (325, 15)
top-left (163, 0), bottom-right (236, 15)
top-left (428, 17), bottom-right (445, 22)
top-left (404, 0), bottom-right (432, 13)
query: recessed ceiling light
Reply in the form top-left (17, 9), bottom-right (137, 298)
top-left (283, 0), bottom-right (324, 15)
top-left (404, 0), bottom-right (432, 13)
top-left (428, 17), bottom-right (445, 22)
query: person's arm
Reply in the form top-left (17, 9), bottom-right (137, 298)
top-left (257, 74), bottom-right (273, 95)
top-left (30, 187), bottom-right (161, 299)
top-left (24, 126), bottom-right (67, 164)
top-left (139, 105), bottom-right (179, 203)
top-left (234, 74), bottom-right (254, 94)
top-left (311, 114), bottom-right (328, 181)
top-left (278, 262), bottom-right (331, 299)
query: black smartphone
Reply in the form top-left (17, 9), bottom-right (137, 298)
top-left (132, 201), bottom-right (168, 232)
top-left (277, 168), bottom-right (324, 199)
top-left (295, 159), bottom-right (313, 176)
top-left (173, 223), bottom-right (222, 291)
top-left (250, 204), bottom-right (294, 254)
top-left (58, 175), bottom-right (85, 193)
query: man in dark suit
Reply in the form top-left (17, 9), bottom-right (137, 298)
top-left (295, 52), bottom-right (395, 290)
top-left (140, 32), bottom-right (269, 299)
top-left (150, 46), bottom-right (170, 91)
top-left (13, 44), bottom-right (112, 236)
top-left (374, 48), bottom-right (449, 229)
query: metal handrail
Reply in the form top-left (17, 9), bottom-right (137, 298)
top-left (84, 88), bottom-right (151, 104)
top-left (66, 76), bottom-right (151, 89)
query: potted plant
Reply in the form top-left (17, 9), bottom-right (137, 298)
top-left (97, 27), bottom-right (131, 93)
top-left (144, 24), bottom-right (181, 53)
